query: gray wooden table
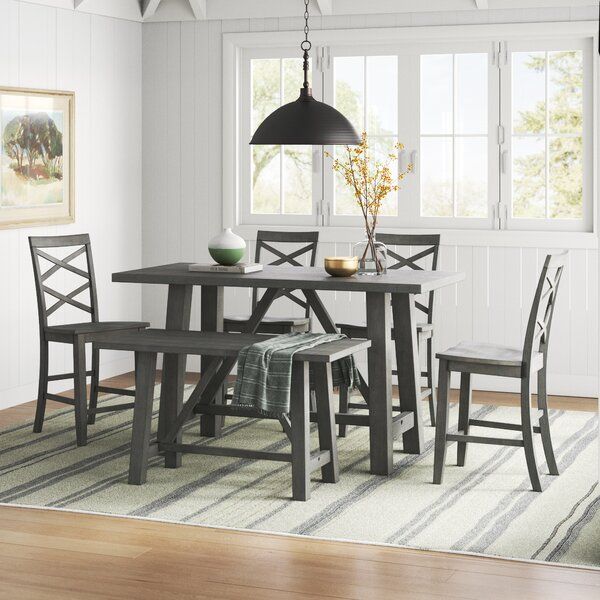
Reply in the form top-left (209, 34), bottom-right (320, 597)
top-left (113, 263), bottom-right (464, 475)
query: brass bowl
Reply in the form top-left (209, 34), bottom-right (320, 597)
top-left (324, 256), bottom-right (359, 277)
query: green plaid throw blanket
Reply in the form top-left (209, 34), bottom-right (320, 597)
top-left (232, 332), bottom-right (360, 416)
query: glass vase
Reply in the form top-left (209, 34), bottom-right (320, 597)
top-left (353, 235), bottom-right (387, 276)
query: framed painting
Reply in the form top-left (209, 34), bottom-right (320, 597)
top-left (0, 87), bottom-right (74, 229)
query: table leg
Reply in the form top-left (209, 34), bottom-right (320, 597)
top-left (200, 285), bottom-right (225, 437)
top-left (391, 293), bottom-right (425, 454)
top-left (366, 292), bottom-right (393, 475)
top-left (159, 284), bottom-right (193, 468)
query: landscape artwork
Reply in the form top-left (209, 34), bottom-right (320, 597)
top-left (0, 88), bottom-right (74, 228)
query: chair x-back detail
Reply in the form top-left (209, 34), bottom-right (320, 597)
top-left (433, 252), bottom-right (567, 492)
top-left (337, 234), bottom-right (441, 433)
top-left (30, 234), bottom-right (149, 446)
top-left (224, 230), bottom-right (319, 335)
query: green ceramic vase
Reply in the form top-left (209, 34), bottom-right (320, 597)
top-left (208, 228), bottom-right (246, 266)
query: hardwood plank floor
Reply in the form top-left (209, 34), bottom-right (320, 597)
top-left (0, 372), bottom-right (596, 599)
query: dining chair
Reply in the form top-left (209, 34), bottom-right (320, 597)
top-left (223, 230), bottom-right (319, 334)
top-left (433, 251), bottom-right (567, 492)
top-left (30, 234), bottom-right (149, 446)
top-left (336, 234), bottom-right (440, 434)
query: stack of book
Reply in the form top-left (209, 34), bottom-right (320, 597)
top-left (188, 263), bottom-right (263, 274)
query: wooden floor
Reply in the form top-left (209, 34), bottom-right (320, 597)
top-left (0, 372), bottom-right (597, 599)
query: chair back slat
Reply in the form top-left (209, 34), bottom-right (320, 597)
top-left (376, 233), bottom-right (441, 323)
top-left (29, 234), bottom-right (100, 331)
top-left (522, 251), bottom-right (568, 370)
top-left (252, 230), bottom-right (319, 317)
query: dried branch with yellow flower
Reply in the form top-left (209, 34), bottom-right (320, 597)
top-left (326, 132), bottom-right (413, 274)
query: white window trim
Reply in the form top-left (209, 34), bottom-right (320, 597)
top-left (223, 21), bottom-right (599, 248)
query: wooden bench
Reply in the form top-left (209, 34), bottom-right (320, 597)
top-left (92, 329), bottom-right (370, 500)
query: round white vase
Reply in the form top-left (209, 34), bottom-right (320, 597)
top-left (208, 228), bottom-right (246, 266)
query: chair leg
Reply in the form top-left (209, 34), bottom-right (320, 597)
top-left (290, 362), bottom-right (310, 501)
top-left (427, 336), bottom-right (437, 427)
top-left (338, 384), bottom-right (349, 438)
top-left (433, 359), bottom-right (451, 485)
top-left (521, 375), bottom-right (542, 492)
top-left (457, 372), bottom-right (472, 466)
top-left (72, 337), bottom-right (88, 447)
top-left (87, 346), bottom-right (100, 425)
top-left (314, 364), bottom-right (339, 484)
top-left (129, 351), bottom-right (158, 485)
top-left (33, 339), bottom-right (49, 434)
top-left (537, 366), bottom-right (559, 476)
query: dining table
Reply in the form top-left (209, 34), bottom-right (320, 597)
top-left (112, 263), bottom-right (464, 476)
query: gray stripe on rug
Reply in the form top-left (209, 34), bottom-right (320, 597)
top-left (532, 481), bottom-right (599, 560)
top-left (293, 405), bottom-right (497, 538)
top-left (454, 414), bottom-right (598, 553)
top-left (131, 422), bottom-right (321, 517)
top-left (50, 417), bottom-right (257, 509)
top-left (546, 484), bottom-right (600, 562)
top-left (386, 410), bottom-right (570, 545)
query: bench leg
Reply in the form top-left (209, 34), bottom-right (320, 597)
top-left (129, 351), bottom-right (157, 485)
top-left (314, 363), bottom-right (339, 484)
top-left (290, 362), bottom-right (310, 501)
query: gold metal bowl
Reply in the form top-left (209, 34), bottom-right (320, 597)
top-left (324, 256), bottom-right (359, 277)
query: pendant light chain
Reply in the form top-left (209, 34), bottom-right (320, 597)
top-left (301, 0), bottom-right (311, 90)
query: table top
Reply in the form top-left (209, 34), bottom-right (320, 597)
top-left (113, 263), bottom-right (464, 294)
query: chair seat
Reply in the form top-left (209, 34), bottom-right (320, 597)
top-left (336, 322), bottom-right (433, 337)
top-left (225, 315), bottom-right (310, 326)
top-left (46, 321), bottom-right (149, 337)
top-left (224, 315), bottom-right (311, 334)
top-left (436, 341), bottom-right (543, 368)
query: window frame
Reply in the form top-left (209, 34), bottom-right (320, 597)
top-left (500, 37), bottom-right (594, 232)
top-left (224, 21), bottom-right (598, 242)
top-left (239, 46), bottom-right (322, 226)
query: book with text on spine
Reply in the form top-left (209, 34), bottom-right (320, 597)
top-left (188, 263), bottom-right (263, 274)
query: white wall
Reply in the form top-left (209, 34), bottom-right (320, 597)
top-left (0, 0), bottom-right (143, 408)
top-left (142, 5), bottom-right (599, 397)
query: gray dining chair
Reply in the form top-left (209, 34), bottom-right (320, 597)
top-left (30, 234), bottom-right (149, 446)
top-left (223, 230), bottom-right (319, 334)
top-left (433, 251), bottom-right (567, 492)
top-left (336, 234), bottom-right (440, 433)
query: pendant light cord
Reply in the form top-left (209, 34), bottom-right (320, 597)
top-left (301, 0), bottom-right (311, 90)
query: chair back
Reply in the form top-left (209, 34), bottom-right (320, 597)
top-left (252, 230), bottom-right (319, 318)
top-left (377, 233), bottom-right (441, 325)
top-left (522, 251), bottom-right (568, 370)
top-left (29, 234), bottom-right (99, 331)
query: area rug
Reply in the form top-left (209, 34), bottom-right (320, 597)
top-left (0, 385), bottom-right (598, 569)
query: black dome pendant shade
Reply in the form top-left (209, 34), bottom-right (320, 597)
top-left (250, 0), bottom-right (360, 146)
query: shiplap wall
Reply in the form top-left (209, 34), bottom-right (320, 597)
top-left (0, 0), bottom-right (143, 408)
top-left (142, 5), bottom-right (599, 397)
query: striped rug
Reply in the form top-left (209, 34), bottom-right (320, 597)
top-left (0, 385), bottom-right (598, 569)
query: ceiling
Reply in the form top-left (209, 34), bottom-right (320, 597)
top-left (18, 0), bottom-right (597, 23)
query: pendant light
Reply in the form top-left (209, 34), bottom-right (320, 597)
top-left (250, 0), bottom-right (360, 146)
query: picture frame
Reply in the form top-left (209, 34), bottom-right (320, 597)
top-left (0, 86), bottom-right (74, 229)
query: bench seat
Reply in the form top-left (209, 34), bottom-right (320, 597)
top-left (92, 328), bottom-right (370, 362)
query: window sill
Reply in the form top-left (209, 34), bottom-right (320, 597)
top-left (233, 224), bottom-right (598, 250)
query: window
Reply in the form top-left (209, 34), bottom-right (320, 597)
top-left (502, 40), bottom-right (591, 231)
top-left (420, 53), bottom-right (488, 219)
top-left (332, 55), bottom-right (398, 216)
top-left (250, 57), bottom-right (313, 217)
top-left (237, 33), bottom-right (593, 232)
